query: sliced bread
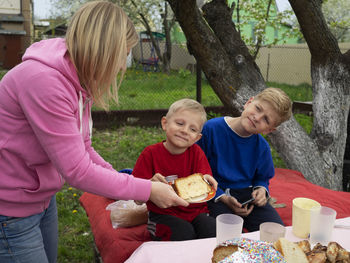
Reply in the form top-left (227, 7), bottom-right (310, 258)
top-left (273, 237), bottom-right (309, 263)
top-left (174, 173), bottom-right (211, 200)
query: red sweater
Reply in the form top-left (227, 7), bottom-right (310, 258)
top-left (133, 142), bottom-right (212, 222)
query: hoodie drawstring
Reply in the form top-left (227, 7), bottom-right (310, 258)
top-left (79, 91), bottom-right (83, 134)
top-left (79, 91), bottom-right (93, 138)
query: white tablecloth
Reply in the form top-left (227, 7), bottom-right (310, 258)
top-left (125, 217), bottom-right (350, 263)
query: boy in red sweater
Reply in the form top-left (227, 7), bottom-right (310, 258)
top-left (133, 98), bottom-right (218, 241)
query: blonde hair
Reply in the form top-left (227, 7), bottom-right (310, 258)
top-left (65, 1), bottom-right (138, 110)
top-left (166, 98), bottom-right (207, 128)
top-left (254, 87), bottom-right (292, 125)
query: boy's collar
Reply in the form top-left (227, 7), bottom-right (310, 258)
top-left (224, 117), bottom-right (252, 138)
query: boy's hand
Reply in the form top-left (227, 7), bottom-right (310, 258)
top-left (252, 187), bottom-right (267, 206)
top-left (220, 195), bottom-right (254, 217)
top-left (149, 181), bottom-right (189, 208)
top-left (203, 174), bottom-right (218, 191)
top-left (151, 173), bottom-right (168, 184)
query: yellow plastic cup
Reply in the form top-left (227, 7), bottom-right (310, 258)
top-left (292, 197), bottom-right (321, 238)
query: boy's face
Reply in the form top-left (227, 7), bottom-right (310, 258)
top-left (161, 109), bottom-right (203, 153)
top-left (241, 97), bottom-right (280, 135)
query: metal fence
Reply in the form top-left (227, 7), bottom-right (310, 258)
top-left (131, 41), bottom-right (350, 85)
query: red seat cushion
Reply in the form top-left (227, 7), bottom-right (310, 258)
top-left (79, 194), bottom-right (151, 263)
top-left (269, 168), bottom-right (350, 226)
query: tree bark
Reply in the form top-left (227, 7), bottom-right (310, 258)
top-left (167, 0), bottom-right (350, 190)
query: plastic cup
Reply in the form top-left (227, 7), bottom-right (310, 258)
top-left (309, 206), bottom-right (337, 245)
top-left (259, 222), bottom-right (286, 243)
top-left (292, 197), bottom-right (321, 238)
top-left (216, 214), bottom-right (243, 244)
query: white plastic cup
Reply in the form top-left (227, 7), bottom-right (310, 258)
top-left (216, 214), bottom-right (243, 244)
top-left (309, 206), bottom-right (337, 245)
top-left (259, 222), bottom-right (286, 243)
top-left (292, 197), bottom-right (321, 238)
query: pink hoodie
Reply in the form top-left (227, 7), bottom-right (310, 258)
top-left (0, 38), bottom-right (151, 217)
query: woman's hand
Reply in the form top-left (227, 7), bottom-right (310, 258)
top-left (252, 187), bottom-right (268, 206)
top-left (203, 174), bottom-right (218, 190)
top-left (220, 195), bottom-right (254, 217)
top-left (149, 181), bottom-right (189, 208)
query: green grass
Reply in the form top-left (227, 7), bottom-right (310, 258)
top-left (94, 68), bottom-right (222, 111)
top-left (267, 82), bottom-right (313, 102)
top-left (0, 70), bottom-right (7, 80)
top-left (93, 68), bottom-right (313, 111)
top-left (1, 69), bottom-right (313, 262)
top-left (56, 186), bottom-right (94, 262)
top-left (91, 126), bottom-right (165, 170)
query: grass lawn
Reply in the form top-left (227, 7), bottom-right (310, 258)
top-left (1, 68), bottom-right (313, 262)
top-left (93, 68), bottom-right (313, 111)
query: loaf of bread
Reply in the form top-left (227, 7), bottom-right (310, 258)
top-left (275, 238), bottom-right (350, 263)
top-left (273, 238), bottom-right (309, 263)
top-left (174, 173), bottom-right (211, 200)
top-left (211, 244), bottom-right (238, 263)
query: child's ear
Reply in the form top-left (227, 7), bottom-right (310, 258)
top-left (161, 116), bottom-right (167, 130)
top-left (262, 127), bottom-right (276, 135)
top-left (244, 97), bottom-right (254, 108)
top-left (195, 133), bottom-right (202, 142)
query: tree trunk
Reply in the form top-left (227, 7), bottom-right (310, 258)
top-left (161, 2), bottom-right (172, 74)
top-left (167, 0), bottom-right (350, 190)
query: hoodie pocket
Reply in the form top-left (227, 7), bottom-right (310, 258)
top-left (24, 163), bottom-right (65, 194)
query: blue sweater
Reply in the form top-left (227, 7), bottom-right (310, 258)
top-left (197, 117), bottom-right (274, 199)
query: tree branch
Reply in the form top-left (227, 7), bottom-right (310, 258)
top-left (130, 0), bottom-right (163, 62)
top-left (167, 0), bottom-right (245, 111)
top-left (202, 0), bottom-right (266, 90)
top-left (252, 0), bottom-right (272, 60)
top-left (288, 0), bottom-right (340, 62)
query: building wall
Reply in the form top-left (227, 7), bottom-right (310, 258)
top-left (0, 0), bottom-right (33, 69)
top-left (22, 0), bottom-right (34, 50)
top-left (0, 0), bottom-right (21, 14)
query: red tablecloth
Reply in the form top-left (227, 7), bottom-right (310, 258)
top-left (80, 168), bottom-right (350, 263)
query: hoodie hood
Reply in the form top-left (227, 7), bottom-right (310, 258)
top-left (22, 38), bottom-right (85, 95)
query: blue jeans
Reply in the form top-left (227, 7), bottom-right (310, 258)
top-left (0, 195), bottom-right (58, 263)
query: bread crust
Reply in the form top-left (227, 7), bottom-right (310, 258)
top-left (211, 245), bottom-right (238, 263)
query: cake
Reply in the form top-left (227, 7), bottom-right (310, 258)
top-left (174, 173), bottom-right (211, 200)
top-left (212, 238), bottom-right (285, 263)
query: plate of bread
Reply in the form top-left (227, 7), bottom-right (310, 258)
top-left (211, 237), bottom-right (349, 263)
top-left (173, 173), bottom-right (216, 203)
top-left (274, 238), bottom-right (350, 263)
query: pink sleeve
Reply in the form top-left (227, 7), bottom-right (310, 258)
top-left (85, 138), bottom-right (113, 170)
top-left (19, 73), bottom-right (151, 201)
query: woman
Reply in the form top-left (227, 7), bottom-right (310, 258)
top-left (0, 1), bottom-right (188, 262)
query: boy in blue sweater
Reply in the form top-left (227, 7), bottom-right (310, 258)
top-left (197, 88), bottom-right (292, 231)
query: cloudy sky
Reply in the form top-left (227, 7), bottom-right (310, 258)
top-left (33, 0), bottom-right (292, 19)
top-left (33, 0), bottom-right (53, 19)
